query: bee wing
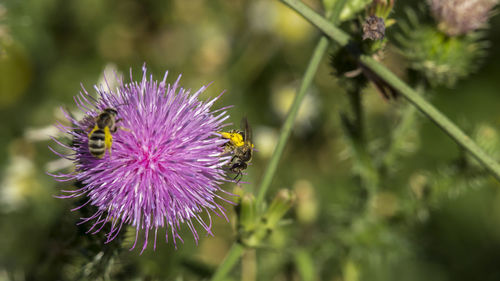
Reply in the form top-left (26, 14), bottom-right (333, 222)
top-left (241, 116), bottom-right (252, 143)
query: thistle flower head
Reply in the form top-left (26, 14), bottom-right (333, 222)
top-left (395, 8), bottom-right (489, 87)
top-left (50, 66), bottom-right (233, 253)
top-left (428, 0), bottom-right (498, 36)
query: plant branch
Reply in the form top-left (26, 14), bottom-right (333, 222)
top-left (256, 0), bottom-right (349, 208)
top-left (279, 0), bottom-right (500, 182)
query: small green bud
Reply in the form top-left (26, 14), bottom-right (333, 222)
top-left (232, 185), bottom-right (245, 204)
top-left (239, 193), bottom-right (257, 232)
top-left (263, 189), bottom-right (296, 228)
top-left (232, 185), bottom-right (245, 219)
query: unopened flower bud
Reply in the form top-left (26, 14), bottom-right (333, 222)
top-left (233, 185), bottom-right (245, 205)
top-left (428, 0), bottom-right (498, 36)
top-left (363, 15), bottom-right (386, 40)
top-left (263, 189), bottom-right (296, 228)
top-left (239, 194), bottom-right (257, 232)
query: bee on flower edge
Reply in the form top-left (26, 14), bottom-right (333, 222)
top-left (219, 117), bottom-right (255, 183)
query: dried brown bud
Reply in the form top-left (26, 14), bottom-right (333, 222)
top-left (428, 0), bottom-right (498, 36)
top-left (362, 15), bottom-right (386, 40)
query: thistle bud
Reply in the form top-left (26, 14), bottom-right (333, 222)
top-left (239, 194), bottom-right (257, 232)
top-left (428, 0), bottom-right (498, 36)
top-left (362, 15), bottom-right (386, 40)
top-left (395, 8), bottom-right (489, 87)
top-left (232, 185), bottom-right (245, 205)
top-left (263, 189), bottom-right (296, 228)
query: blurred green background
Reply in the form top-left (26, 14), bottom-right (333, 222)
top-left (2, 0), bottom-right (500, 280)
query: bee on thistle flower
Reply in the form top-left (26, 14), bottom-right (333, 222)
top-left (219, 117), bottom-right (255, 183)
top-left (49, 66), bottom-right (234, 254)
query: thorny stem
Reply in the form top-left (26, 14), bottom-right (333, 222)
top-left (346, 88), bottom-right (379, 197)
top-left (280, 0), bottom-right (500, 182)
top-left (256, 0), bottom-right (349, 208)
top-left (348, 88), bottom-right (364, 141)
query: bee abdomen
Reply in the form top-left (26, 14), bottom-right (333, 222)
top-left (89, 129), bottom-right (106, 157)
top-left (90, 130), bottom-right (105, 141)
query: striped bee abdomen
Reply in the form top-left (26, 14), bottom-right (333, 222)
top-left (87, 108), bottom-right (119, 159)
top-left (88, 128), bottom-right (106, 158)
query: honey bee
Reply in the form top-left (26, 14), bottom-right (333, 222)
top-left (88, 108), bottom-right (122, 159)
top-left (220, 117), bottom-right (254, 182)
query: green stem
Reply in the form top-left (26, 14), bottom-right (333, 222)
top-left (210, 243), bottom-right (245, 281)
top-left (348, 88), bottom-right (364, 142)
top-left (279, 0), bottom-right (500, 182)
top-left (346, 89), bottom-right (379, 196)
top-left (362, 56), bottom-right (500, 181)
top-left (256, 0), bottom-right (348, 208)
top-left (241, 249), bottom-right (257, 281)
top-left (255, 35), bottom-right (327, 207)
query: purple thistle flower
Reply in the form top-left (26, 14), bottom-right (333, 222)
top-left (49, 66), bottom-right (233, 254)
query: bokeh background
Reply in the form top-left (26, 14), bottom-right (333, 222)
top-left (2, 0), bottom-right (500, 280)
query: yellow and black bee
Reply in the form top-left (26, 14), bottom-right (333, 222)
top-left (88, 108), bottom-right (122, 159)
top-left (220, 117), bottom-right (254, 182)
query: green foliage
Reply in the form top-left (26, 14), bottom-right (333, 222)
top-left (2, 0), bottom-right (500, 280)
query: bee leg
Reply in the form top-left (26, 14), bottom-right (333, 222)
top-left (109, 119), bottom-right (124, 133)
top-left (119, 126), bottom-right (131, 132)
top-left (233, 171), bottom-right (242, 183)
